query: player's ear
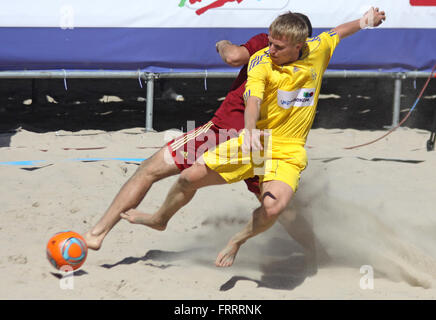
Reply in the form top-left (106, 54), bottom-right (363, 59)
top-left (295, 41), bottom-right (304, 51)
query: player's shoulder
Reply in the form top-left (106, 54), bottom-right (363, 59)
top-left (307, 30), bottom-right (337, 43)
top-left (248, 47), bottom-right (271, 72)
top-left (306, 30), bottom-right (339, 51)
top-left (251, 46), bottom-right (269, 58)
top-left (249, 32), bottom-right (269, 44)
top-left (243, 33), bottom-right (269, 56)
top-left (323, 30), bottom-right (339, 39)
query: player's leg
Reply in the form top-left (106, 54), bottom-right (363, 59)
top-left (216, 179), bottom-right (294, 267)
top-left (278, 208), bottom-right (324, 275)
top-left (84, 146), bottom-right (180, 250)
top-left (121, 161), bottom-right (227, 229)
top-left (244, 175), bottom-right (321, 272)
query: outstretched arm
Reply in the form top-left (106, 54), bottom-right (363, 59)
top-left (332, 7), bottom-right (386, 40)
top-left (216, 40), bottom-right (250, 67)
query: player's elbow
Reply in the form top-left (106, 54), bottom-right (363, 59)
top-left (223, 48), bottom-right (249, 67)
top-left (223, 54), bottom-right (244, 67)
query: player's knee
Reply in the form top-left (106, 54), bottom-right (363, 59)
top-left (178, 169), bottom-right (197, 190)
top-left (178, 164), bottom-right (209, 190)
top-left (262, 196), bottom-right (285, 218)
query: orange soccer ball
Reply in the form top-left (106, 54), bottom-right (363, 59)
top-left (46, 231), bottom-right (88, 270)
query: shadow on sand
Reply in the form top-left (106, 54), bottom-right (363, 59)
top-left (219, 237), bottom-right (311, 291)
top-left (100, 248), bottom-right (201, 270)
top-left (100, 237), bottom-right (314, 291)
top-left (219, 255), bottom-right (309, 291)
top-left (50, 269), bottom-right (88, 279)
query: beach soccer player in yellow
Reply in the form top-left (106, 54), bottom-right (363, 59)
top-left (121, 8), bottom-right (386, 267)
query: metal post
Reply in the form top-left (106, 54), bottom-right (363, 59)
top-left (392, 75), bottom-right (403, 127)
top-left (145, 73), bottom-right (155, 132)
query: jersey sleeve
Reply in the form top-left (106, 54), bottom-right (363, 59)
top-left (319, 31), bottom-right (341, 58)
top-left (241, 33), bottom-right (269, 56)
top-left (244, 51), bottom-right (269, 101)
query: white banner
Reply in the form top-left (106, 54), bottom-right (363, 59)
top-left (1, 0), bottom-right (436, 28)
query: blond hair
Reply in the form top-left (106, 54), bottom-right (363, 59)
top-left (269, 12), bottom-right (309, 45)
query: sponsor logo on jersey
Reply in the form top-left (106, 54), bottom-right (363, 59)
top-left (277, 88), bottom-right (315, 109)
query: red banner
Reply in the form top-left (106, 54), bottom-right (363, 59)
top-left (410, 0), bottom-right (436, 6)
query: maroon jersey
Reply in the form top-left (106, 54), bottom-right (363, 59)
top-left (211, 33), bottom-right (269, 130)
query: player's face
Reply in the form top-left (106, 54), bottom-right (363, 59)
top-left (268, 35), bottom-right (303, 66)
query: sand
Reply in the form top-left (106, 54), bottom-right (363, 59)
top-left (1, 126), bottom-right (436, 300)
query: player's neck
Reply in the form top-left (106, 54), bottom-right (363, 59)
top-left (281, 51), bottom-right (301, 66)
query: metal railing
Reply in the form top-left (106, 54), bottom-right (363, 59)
top-left (0, 70), bottom-right (433, 132)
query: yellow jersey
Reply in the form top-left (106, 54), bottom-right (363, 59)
top-left (244, 31), bottom-right (341, 144)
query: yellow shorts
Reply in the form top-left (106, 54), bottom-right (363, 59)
top-left (202, 134), bottom-right (307, 192)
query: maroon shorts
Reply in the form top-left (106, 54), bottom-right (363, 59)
top-left (166, 121), bottom-right (261, 195)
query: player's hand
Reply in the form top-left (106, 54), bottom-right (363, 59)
top-left (361, 7), bottom-right (386, 29)
top-left (242, 129), bottom-right (269, 154)
top-left (215, 40), bottom-right (232, 53)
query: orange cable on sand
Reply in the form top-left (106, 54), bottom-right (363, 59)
top-left (344, 64), bottom-right (436, 150)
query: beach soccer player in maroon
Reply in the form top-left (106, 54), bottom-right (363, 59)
top-left (166, 32), bottom-right (269, 195)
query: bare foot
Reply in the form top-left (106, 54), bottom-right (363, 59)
top-left (120, 209), bottom-right (167, 231)
top-left (83, 230), bottom-right (105, 251)
top-left (215, 242), bottom-right (241, 267)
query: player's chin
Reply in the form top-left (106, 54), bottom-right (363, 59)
top-left (270, 57), bottom-right (280, 65)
